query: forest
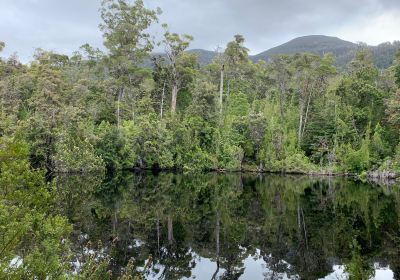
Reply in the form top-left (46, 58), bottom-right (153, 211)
top-left (1, 0), bottom-right (400, 278)
top-left (1, 1), bottom-right (400, 176)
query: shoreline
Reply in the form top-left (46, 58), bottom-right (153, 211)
top-left (50, 165), bottom-right (399, 183)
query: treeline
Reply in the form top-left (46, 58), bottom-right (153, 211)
top-left (1, 0), bottom-right (400, 176)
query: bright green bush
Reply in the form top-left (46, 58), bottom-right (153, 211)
top-left (53, 132), bottom-right (105, 173)
top-left (95, 121), bottom-right (135, 170)
top-left (0, 137), bottom-right (72, 279)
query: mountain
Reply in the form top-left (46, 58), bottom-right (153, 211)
top-left (186, 49), bottom-right (217, 65)
top-left (251, 35), bottom-right (399, 69)
top-left (251, 35), bottom-right (357, 67)
top-left (148, 35), bottom-right (399, 69)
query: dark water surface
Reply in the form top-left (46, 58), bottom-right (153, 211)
top-left (55, 172), bottom-right (400, 279)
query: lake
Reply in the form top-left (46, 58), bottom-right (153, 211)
top-left (54, 172), bottom-right (400, 279)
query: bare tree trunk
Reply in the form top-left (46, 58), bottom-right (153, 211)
top-left (117, 88), bottom-right (124, 129)
top-left (297, 202), bottom-right (301, 230)
top-left (171, 83), bottom-right (178, 114)
top-left (156, 218), bottom-right (160, 253)
top-left (212, 212), bottom-right (221, 280)
top-left (216, 211), bottom-right (220, 256)
top-left (112, 210), bottom-right (118, 236)
top-left (298, 98), bottom-right (304, 146)
top-left (160, 81), bottom-right (165, 119)
top-left (219, 64), bottom-right (224, 116)
top-left (302, 81), bottom-right (317, 138)
top-left (278, 80), bottom-right (286, 121)
top-left (131, 94), bottom-right (135, 121)
top-left (167, 215), bottom-right (174, 245)
top-left (302, 91), bottom-right (313, 137)
top-left (298, 78), bottom-right (311, 145)
top-left (301, 207), bottom-right (308, 250)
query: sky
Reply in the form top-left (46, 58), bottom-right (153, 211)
top-left (1, 0), bottom-right (400, 62)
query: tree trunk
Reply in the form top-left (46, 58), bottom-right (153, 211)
top-left (167, 215), bottom-right (174, 245)
top-left (302, 90), bottom-right (313, 137)
top-left (298, 79), bottom-right (310, 145)
top-left (278, 80), bottom-right (286, 121)
top-left (156, 218), bottom-right (160, 253)
top-left (216, 211), bottom-right (220, 256)
top-left (212, 212), bottom-right (221, 280)
top-left (160, 81), bottom-right (165, 119)
top-left (219, 64), bottom-right (224, 116)
top-left (298, 98), bottom-right (304, 146)
top-left (117, 88), bottom-right (124, 129)
top-left (301, 207), bottom-right (308, 250)
top-left (171, 83), bottom-right (178, 114)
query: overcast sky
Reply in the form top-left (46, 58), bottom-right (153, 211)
top-left (1, 0), bottom-right (400, 62)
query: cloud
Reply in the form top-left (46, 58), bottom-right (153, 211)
top-left (0, 0), bottom-right (103, 62)
top-left (335, 11), bottom-right (400, 45)
top-left (0, 0), bottom-right (399, 62)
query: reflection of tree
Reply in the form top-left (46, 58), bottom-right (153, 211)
top-left (54, 172), bottom-right (400, 279)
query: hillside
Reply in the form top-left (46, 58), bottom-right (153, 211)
top-left (250, 35), bottom-right (399, 69)
top-left (251, 35), bottom-right (358, 67)
top-left (161, 35), bottom-right (400, 69)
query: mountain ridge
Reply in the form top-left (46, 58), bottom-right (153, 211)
top-left (163, 35), bottom-right (400, 69)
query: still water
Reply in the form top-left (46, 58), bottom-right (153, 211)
top-left (55, 172), bottom-right (400, 279)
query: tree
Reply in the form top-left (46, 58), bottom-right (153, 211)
top-left (187, 77), bottom-right (217, 121)
top-left (152, 55), bottom-right (169, 119)
top-left (162, 24), bottom-right (194, 114)
top-left (386, 50), bottom-right (400, 130)
top-left (223, 35), bottom-right (251, 95)
top-left (0, 137), bottom-right (71, 278)
top-left (25, 50), bottom-right (66, 170)
top-left (395, 49), bottom-right (400, 87)
top-left (100, 0), bottom-right (159, 128)
top-left (293, 53), bottom-right (336, 145)
top-left (267, 55), bottom-right (293, 121)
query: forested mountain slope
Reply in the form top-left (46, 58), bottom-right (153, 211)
top-left (158, 35), bottom-right (400, 69)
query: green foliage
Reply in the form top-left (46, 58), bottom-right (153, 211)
top-left (338, 132), bottom-right (371, 173)
top-left (122, 116), bottom-right (174, 169)
top-left (0, 4), bottom-right (399, 177)
top-left (95, 121), bottom-right (135, 170)
top-left (226, 91), bottom-right (250, 117)
top-left (370, 123), bottom-right (389, 164)
top-left (394, 49), bottom-right (400, 87)
top-left (53, 132), bottom-right (105, 173)
top-left (345, 239), bottom-right (375, 280)
top-left (0, 137), bottom-right (72, 278)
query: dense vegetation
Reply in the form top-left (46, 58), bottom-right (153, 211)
top-left (159, 36), bottom-right (400, 69)
top-left (0, 0), bottom-right (400, 277)
top-left (2, 6), bottom-right (400, 176)
top-left (252, 35), bottom-right (400, 70)
top-left (1, 1), bottom-right (400, 176)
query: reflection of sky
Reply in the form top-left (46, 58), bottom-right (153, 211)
top-left (241, 249), bottom-right (298, 280)
top-left (182, 252), bottom-right (226, 279)
top-left (319, 264), bottom-right (394, 280)
top-left (140, 246), bottom-right (395, 280)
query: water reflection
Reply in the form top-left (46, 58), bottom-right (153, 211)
top-left (55, 172), bottom-right (400, 279)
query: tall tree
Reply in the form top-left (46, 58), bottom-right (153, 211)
top-left (152, 56), bottom-right (169, 119)
top-left (294, 53), bottom-right (336, 145)
top-left (223, 35), bottom-right (250, 95)
top-left (162, 24), bottom-right (194, 114)
top-left (100, 0), bottom-right (159, 127)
